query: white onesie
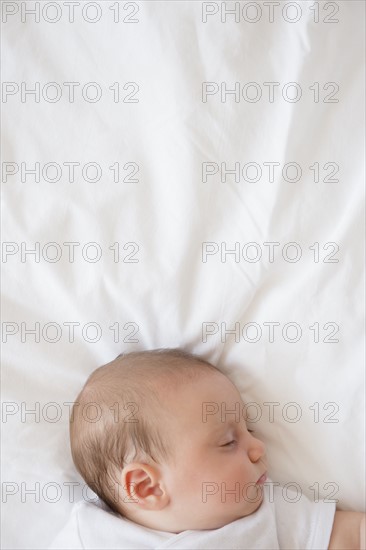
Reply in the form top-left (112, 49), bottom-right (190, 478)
top-left (48, 480), bottom-right (336, 549)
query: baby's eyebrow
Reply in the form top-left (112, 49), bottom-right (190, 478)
top-left (208, 420), bottom-right (239, 436)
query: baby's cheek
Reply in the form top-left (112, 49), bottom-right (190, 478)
top-left (169, 466), bottom-right (204, 500)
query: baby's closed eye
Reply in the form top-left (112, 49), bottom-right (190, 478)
top-left (221, 440), bottom-right (237, 447)
top-left (220, 429), bottom-right (255, 447)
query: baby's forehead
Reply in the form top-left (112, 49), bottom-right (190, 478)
top-left (159, 370), bottom-right (242, 414)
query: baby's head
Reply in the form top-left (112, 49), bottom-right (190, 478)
top-left (70, 349), bottom-right (267, 533)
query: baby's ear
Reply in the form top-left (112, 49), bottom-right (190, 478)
top-left (121, 463), bottom-right (169, 511)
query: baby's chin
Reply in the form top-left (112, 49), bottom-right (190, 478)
top-left (209, 495), bottom-right (265, 530)
top-left (235, 490), bottom-right (265, 521)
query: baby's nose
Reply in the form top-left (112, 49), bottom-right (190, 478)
top-left (248, 436), bottom-right (266, 463)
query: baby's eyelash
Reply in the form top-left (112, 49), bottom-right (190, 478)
top-left (247, 429), bottom-right (255, 433)
top-left (222, 440), bottom-right (236, 447)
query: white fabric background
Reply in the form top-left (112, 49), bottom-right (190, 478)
top-left (1, 1), bottom-right (365, 548)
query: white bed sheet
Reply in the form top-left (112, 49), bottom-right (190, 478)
top-left (2, 1), bottom-right (365, 548)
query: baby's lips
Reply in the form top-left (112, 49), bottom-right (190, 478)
top-left (256, 472), bottom-right (267, 485)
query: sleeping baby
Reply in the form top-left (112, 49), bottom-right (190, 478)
top-left (49, 348), bottom-right (365, 549)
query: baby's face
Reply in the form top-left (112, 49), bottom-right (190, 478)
top-left (160, 370), bottom-right (267, 530)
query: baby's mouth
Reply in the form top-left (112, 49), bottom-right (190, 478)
top-left (256, 472), bottom-right (267, 484)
